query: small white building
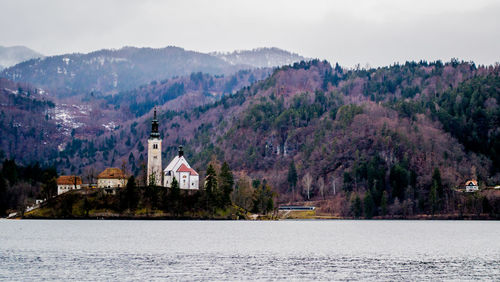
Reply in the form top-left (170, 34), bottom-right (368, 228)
top-left (97, 168), bottom-right (128, 188)
top-left (56, 175), bottom-right (82, 195)
top-left (163, 146), bottom-right (199, 189)
top-left (465, 179), bottom-right (479, 192)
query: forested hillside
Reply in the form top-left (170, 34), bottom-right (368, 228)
top-left (55, 59), bottom-right (499, 188)
top-left (2, 58), bottom-right (499, 217)
top-left (0, 78), bottom-right (59, 163)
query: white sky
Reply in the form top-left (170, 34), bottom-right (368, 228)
top-left (1, 0), bottom-right (499, 67)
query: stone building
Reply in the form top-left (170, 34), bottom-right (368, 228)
top-left (56, 175), bottom-right (82, 195)
top-left (97, 168), bottom-right (128, 188)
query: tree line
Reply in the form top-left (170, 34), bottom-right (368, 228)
top-left (16, 160), bottom-right (275, 219)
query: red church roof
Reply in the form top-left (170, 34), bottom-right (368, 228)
top-left (177, 164), bottom-right (199, 176)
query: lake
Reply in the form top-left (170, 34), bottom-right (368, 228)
top-left (0, 220), bottom-right (499, 281)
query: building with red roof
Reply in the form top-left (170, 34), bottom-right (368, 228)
top-left (163, 146), bottom-right (199, 189)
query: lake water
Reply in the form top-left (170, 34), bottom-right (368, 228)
top-left (0, 220), bottom-right (499, 281)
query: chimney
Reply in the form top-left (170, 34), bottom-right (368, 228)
top-left (178, 145), bottom-right (184, 157)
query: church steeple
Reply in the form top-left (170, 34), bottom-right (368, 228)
top-left (150, 107), bottom-right (160, 139)
top-left (147, 107), bottom-right (162, 186)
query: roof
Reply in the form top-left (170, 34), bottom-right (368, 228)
top-left (164, 156), bottom-right (182, 172)
top-left (176, 163), bottom-right (199, 176)
top-left (57, 175), bottom-right (82, 185)
top-left (466, 179), bottom-right (478, 186)
top-left (98, 168), bottom-right (127, 179)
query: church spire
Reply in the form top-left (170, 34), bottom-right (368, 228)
top-left (150, 107), bottom-right (160, 139)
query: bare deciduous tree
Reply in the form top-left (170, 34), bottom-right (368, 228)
top-left (302, 172), bottom-right (313, 200)
top-left (318, 177), bottom-right (325, 199)
top-left (331, 176), bottom-right (336, 195)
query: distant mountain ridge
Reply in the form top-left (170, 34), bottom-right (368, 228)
top-left (0, 46), bottom-right (43, 70)
top-left (211, 47), bottom-right (306, 68)
top-left (0, 46), bottom-right (305, 97)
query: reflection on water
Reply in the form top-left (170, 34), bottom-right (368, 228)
top-left (1, 220), bottom-right (499, 280)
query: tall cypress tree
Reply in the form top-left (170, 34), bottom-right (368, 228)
top-left (287, 160), bottom-right (298, 189)
top-left (432, 168), bottom-right (443, 198)
top-left (429, 182), bottom-right (438, 216)
top-left (219, 162), bottom-right (234, 208)
top-left (363, 190), bottom-right (376, 219)
top-left (351, 194), bottom-right (362, 218)
top-left (125, 176), bottom-right (138, 211)
top-left (170, 177), bottom-right (180, 215)
top-left (205, 164), bottom-right (218, 212)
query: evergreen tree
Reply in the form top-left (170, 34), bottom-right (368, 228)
top-left (429, 182), bottom-right (438, 216)
top-left (204, 164), bottom-right (218, 212)
top-left (390, 164), bottom-right (409, 201)
top-left (351, 194), bottom-right (362, 218)
top-left (144, 184), bottom-right (159, 213)
top-left (251, 184), bottom-right (274, 214)
top-left (219, 162), bottom-right (234, 208)
top-left (124, 176), bottom-right (138, 211)
top-left (0, 174), bottom-right (7, 216)
top-left (363, 190), bottom-right (376, 218)
top-left (41, 177), bottom-right (57, 200)
top-left (2, 159), bottom-right (18, 185)
top-left (170, 177), bottom-right (181, 215)
top-left (432, 168), bottom-right (443, 199)
top-left (380, 191), bottom-right (388, 216)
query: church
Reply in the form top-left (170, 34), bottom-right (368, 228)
top-left (147, 108), bottom-right (199, 189)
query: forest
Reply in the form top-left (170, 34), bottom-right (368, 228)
top-left (1, 59), bottom-right (499, 219)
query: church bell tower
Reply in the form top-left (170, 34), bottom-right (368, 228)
top-left (147, 108), bottom-right (162, 186)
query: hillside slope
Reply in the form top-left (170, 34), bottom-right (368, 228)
top-left (4, 58), bottom-right (498, 217)
top-left (57, 60), bottom-right (499, 188)
top-left (0, 78), bottom-right (59, 163)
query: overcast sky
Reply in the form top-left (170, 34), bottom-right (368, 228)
top-left (1, 0), bottom-right (499, 67)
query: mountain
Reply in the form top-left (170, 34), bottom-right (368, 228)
top-left (0, 46), bottom-right (238, 97)
top-left (0, 46), bottom-right (43, 70)
top-left (0, 46), bottom-right (303, 98)
top-left (0, 66), bottom-right (272, 169)
top-left (56, 60), bottom-right (499, 187)
top-left (211, 47), bottom-right (306, 68)
top-left (1, 58), bottom-right (499, 217)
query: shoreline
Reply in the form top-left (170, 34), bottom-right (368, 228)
top-left (12, 213), bottom-right (499, 220)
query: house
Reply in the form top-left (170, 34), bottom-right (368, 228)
top-left (163, 146), bottom-right (199, 189)
top-left (97, 168), bottom-right (128, 188)
top-left (56, 175), bottom-right (82, 195)
top-left (465, 179), bottom-right (479, 192)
